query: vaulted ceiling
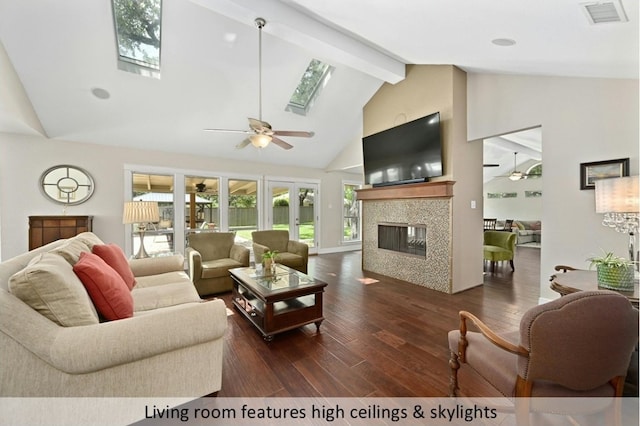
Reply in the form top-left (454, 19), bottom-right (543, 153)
top-left (0, 0), bottom-right (637, 173)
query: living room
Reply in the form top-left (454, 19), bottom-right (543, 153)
top-left (1, 0), bottom-right (639, 424)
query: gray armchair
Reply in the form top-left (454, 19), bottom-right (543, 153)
top-left (251, 230), bottom-right (309, 274)
top-left (448, 290), bottom-right (638, 399)
top-left (186, 232), bottom-right (249, 296)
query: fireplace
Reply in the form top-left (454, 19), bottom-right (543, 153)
top-left (378, 223), bottom-right (426, 257)
top-left (356, 181), bottom-right (454, 293)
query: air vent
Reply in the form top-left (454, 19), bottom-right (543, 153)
top-left (581, 1), bottom-right (628, 24)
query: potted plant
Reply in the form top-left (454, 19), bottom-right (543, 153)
top-left (262, 250), bottom-right (278, 275)
top-left (587, 251), bottom-right (636, 291)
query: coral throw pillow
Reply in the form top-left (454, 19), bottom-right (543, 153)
top-left (73, 252), bottom-right (133, 321)
top-left (92, 243), bottom-right (136, 290)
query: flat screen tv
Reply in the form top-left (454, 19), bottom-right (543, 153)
top-left (362, 111), bottom-right (443, 187)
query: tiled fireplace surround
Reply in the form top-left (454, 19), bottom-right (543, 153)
top-left (356, 181), bottom-right (454, 293)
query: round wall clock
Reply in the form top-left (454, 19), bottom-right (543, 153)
top-left (39, 165), bottom-right (95, 205)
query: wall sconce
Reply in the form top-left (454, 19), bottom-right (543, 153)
top-left (123, 201), bottom-right (160, 259)
top-left (595, 175), bottom-right (639, 270)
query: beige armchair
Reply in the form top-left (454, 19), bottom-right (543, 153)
top-left (186, 232), bottom-right (250, 296)
top-left (448, 290), bottom-right (638, 400)
top-left (251, 230), bottom-right (309, 274)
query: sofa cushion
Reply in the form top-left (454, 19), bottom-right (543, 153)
top-left (73, 231), bottom-right (104, 249)
top-left (73, 252), bottom-right (134, 321)
top-left (92, 243), bottom-right (136, 290)
top-left (50, 238), bottom-right (91, 265)
top-left (8, 252), bottom-right (99, 326)
top-left (132, 281), bottom-right (201, 312)
top-left (134, 271), bottom-right (191, 288)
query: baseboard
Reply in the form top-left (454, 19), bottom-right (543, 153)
top-left (317, 244), bottom-right (362, 255)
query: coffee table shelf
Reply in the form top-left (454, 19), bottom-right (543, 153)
top-left (230, 265), bottom-right (327, 341)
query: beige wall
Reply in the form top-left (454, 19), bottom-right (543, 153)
top-left (468, 73), bottom-right (639, 301)
top-left (363, 65), bottom-right (484, 293)
top-left (0, 133), bottom-right (361, 260)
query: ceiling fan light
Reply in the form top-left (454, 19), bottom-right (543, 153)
top-left (250, 134), bottom-right (271, 148)
top-left (509, 172), bottom-right (523, 181)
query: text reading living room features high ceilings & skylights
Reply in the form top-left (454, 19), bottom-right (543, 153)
top-left (204, 18), bottom-right (314, 151)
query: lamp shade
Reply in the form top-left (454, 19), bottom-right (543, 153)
top-left (123, 201), bottom-right (160, 224)
top-left (595, 175), bottom-right (639, 213)
top-left (250, 133), bottom-right (271, 148)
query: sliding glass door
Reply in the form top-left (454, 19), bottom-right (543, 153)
top-left (267, 181), bottom-right (318, 254)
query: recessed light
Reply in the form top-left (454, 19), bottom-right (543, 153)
top-left (91, 87), bottom-right (110, 100)
top-left (491, 38), bottom-right (516, 47)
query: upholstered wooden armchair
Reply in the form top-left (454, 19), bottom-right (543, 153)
top-left (251, 230), bottom-right (309, 274)
top-left (186, 232), bottom-right (249, 296)
top-left (483, 230), bottom-right (516, 271)
top-left (448, 290), bottom-right (638, 400)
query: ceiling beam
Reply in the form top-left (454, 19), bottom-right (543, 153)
top-left (189, 0), bottom-right (405, 84)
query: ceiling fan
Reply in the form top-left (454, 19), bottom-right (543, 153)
top-left (204, 18), bottom-right (314, 150)
top-left (499, 152), bottom-right (541, 181)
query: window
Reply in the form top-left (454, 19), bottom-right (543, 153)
top-left (127, 169), bottom-right (265, 255)
top-left (131, 172), bottom-right (174, 255)
top-left (286, 59), bottom-right (333, 116)
top-left (185, 176), bottom-right (219, 231)
top-left (228, 179), bottom-right (258, 248)
top-left (112, 0), bottom-right (162, 78)
top-left (526, 162), bottom-right (542, 178)
top-left (343, 182), bottom-right (361, 242)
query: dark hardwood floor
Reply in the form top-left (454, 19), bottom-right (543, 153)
top-left (215, 246), bottom-right (542, 398)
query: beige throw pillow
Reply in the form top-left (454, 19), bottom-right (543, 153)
top-left (8, 252), bottom-right (99, 326)
top-left (50, 238), bottom-right (91, 265)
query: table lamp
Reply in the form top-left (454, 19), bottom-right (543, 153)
top-left (123, 201), bottom-right (160, 259)
top-left (595, 175), bottom-right (639, 270)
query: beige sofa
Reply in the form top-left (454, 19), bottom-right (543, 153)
top-left (514, 220), bottom-right (542, 244)
top-left (0, 232), bottom-right (227, 397)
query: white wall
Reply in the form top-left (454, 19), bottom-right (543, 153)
top-left (0, 133), bottom-right (361, 260)
top-left (468, 73), bottom-right (639, 301)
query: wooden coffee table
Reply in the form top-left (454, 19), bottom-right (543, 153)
top-left (229, 264), bottom-right (327, 341)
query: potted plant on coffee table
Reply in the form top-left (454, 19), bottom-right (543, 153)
top-left (587, 251), bottom-right (636, 291)
top-left (262, 250), bottom-right (278, 275)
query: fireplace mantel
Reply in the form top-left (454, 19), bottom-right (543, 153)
top-left (356, 180), bottom-right (455, 201)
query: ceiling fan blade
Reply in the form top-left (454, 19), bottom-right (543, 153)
top-left (483, 163), bottom-right (500, 168)
top-left (204, 128), bottom-right (252, 134)
top-left (273, 130), bottom-right (315, 138)
top-left (271, 136), bottom-right (293, 150)
top-left (236, 138), bottom-right (251, 149)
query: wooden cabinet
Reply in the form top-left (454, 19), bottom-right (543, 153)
top-left (29, 216), bottom-right (93, 250)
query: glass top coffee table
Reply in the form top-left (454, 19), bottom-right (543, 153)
top-left (229, 264), bottom-right (327, 341)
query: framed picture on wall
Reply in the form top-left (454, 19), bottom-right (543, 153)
top-left (579, 158), bottom-right (629, 190)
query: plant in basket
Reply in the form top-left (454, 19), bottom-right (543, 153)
top-left (587, 250), bottom-right (636, 291)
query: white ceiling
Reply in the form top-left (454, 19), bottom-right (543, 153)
top-left (483, 127), bottom-right (542, 183)
top-left (0, 0), bottom-right (637, 172)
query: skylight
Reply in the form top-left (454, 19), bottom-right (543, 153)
top-left (112, 0), bottom-right (162, 78)
top-left (286, 59), bottom-right (333, 116)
